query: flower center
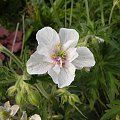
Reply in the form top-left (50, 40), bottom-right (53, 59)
top-left (51, 50), bottom-right (66, 67)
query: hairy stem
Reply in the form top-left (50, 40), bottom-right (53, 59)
top-left (84, 0), bottom-right (90, 24)
top-left (0, 44), bottom-right (23, 70)
top-left (69, 0), bottom-right (73, 28)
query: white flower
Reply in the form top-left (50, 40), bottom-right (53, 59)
top-left (29, 114), bottom-right (41, 120)
top-left (27, 27), bottom-right (95, 88)
top-left (4, 101), bottom-right (19, 117)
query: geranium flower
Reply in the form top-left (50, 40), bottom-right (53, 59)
top-left (27, 27), bottom-right (95, 88)
top-left (20, 112), bottom-right (41, 120)
top-left (29, 114), bottom-right (41, 120)
top-left (4, 101), bottom-right (19, 117)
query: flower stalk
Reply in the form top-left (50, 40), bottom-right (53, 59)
top-left (35, 82), bottom-right (49, 100)
top-left (0, 44), bottom-right (23, 70)
top-left (48, 114), bottom-right (63, 119)
top-left (84, 0), bottom-right (90, 24)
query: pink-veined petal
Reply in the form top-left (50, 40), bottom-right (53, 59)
top-left (48, 69), bottom-right (58, 84)
top-left (59, 28), bottom-right (79, 47)
top-left (36, 27), bottom-right (60, 47)
top-left (62, 40), bottom-right (74, 50)
top-left (52, 64), bottom-right (60, 74)
top-left (57, 63), bottom-right (76, 88)
top-left (36, 44), bottom-right (53, 63)
top-left (27, 52), bottom-right (53, 74)
top-left (66, 47), bottom-right (78, 62)
top-left (72, 47), bottom-right (95, 69)
top-left (48, 64), bottom-right (60, 84)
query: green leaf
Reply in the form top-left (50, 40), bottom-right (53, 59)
top-left (28, 88), bottom-right (41, 107)
top-left (0, 107), bottom-right (9, 120)
top-left (35, 82), bottom-right (49, 100)
top-left (101, 106), bottom-right (120, 120)
top-left (7, 85), bottom-right (16, 96)
top-left (15, 91), bottom-right (26, 106)
top-left (101, 100), bottom-right (120, 120)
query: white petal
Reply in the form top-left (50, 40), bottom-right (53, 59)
top-left (48, 69), bottom-right (58, 84)
top-left (48, 63), bottom-right (76, 87)
top-left (62, 40), bottom-right (74, 50)
top-left (72, 47), bottom-right (95, 69)
top-left (48, 65), bottom-right (60, 84)
top-left (66, 47), bottom-right (78, 62)
top-left (4, 101), bottom-right (11, 110)
top-left (53, 64), bottom-right (60, 74)
top-left (36, 27), bottom-right (60, 46)
top-left (27, 52), bottom-right (53, 74)
top-left (20, 111), bottom-right (27, 120)
top-left (58, 63), bottom-right (76, 88)
top-left (10, 105), bottom-right (19, 116)
top-left (59, 28), bottom-right (79, 47)
top-left (30, 114), bottom-right (41, 120)
top-left (36, 45), bottom-right (53, 63)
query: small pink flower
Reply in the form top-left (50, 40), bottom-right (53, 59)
top-left (7, 42), bottom-right (22, 53)
top-left (0, 27), bottom-right (9, 38)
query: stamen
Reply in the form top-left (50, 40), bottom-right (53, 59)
top-left (51, 49), bottom-right (66, 67)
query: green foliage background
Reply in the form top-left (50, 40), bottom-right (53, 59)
top-left (0, 0), bottom-right (120, 120)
